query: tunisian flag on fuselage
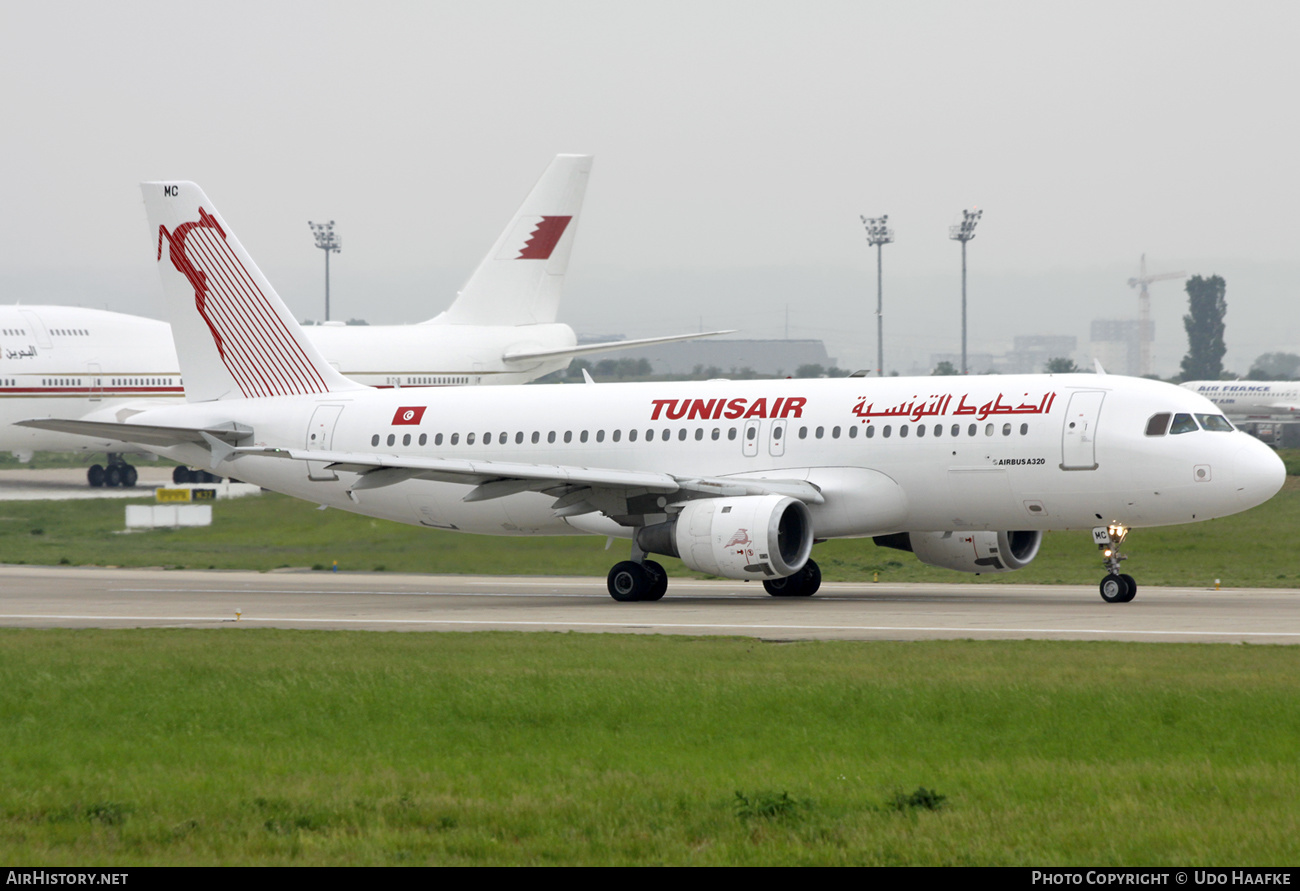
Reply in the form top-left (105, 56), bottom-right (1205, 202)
top-left (392, 406), bottom-right (426, 425)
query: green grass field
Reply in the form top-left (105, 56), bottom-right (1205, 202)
top-left (2, 476), bottom-right (1298, 588)
top-left (1, 630), bottom-right (1297, 865)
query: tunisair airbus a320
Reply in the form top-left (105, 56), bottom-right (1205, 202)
top-left (22, 182), bottom-right (1287, 603)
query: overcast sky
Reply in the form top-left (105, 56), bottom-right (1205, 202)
top-left (1, 0), bottom-right (1296, 375)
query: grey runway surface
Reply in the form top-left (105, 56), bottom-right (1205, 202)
top-left (2, 564), bottom-right (1298, 643)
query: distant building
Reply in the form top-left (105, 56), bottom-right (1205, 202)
top-left (929, 335), bottom-right (1080, 376)
top-left (604, 338), bottom-right (835, 377)
top-left (927, 352), bottom-right (1000, 375)
top-left (1003, 335), bottom-right (1078, 374)
top-left (1090, 320), bottom-right (1145, 376)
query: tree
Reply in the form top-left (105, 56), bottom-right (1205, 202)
top-left (1179, 274), bottom-right (1227, 381)
top-left (932, 361), bottom-right (959, 376)
top-left (1045, 357), bottom-right (1079, 374)
top-left (1247, 352), bottom-right (1300, 381)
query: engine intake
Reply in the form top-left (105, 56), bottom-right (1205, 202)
top-left (874, 530), bottom-right (1042, 573)
top-left (636, 495), bottom-right (814, 580)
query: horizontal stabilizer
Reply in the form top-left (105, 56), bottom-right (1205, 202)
top-left (16, 418), bottom-right (252, 449)
top-left (503, 330), bottom-right (738, 365)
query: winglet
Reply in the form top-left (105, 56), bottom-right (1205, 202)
top-left (142, 181), bottom-right (363, 402)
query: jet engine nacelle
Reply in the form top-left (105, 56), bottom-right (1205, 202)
top-left (876, 530), bottom-right (1042, 574)
top-left (636, 494), bottom-right (814, 580)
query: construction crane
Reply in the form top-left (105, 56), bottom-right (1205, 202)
top-left (1127, 254), bottom-right (1186, 377)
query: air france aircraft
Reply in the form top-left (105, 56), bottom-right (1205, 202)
top-left (21, 182), bottom-right (1286, 604)
top-left (1180, 381), bottom-right (1300, 420)
top-left (1, 156), bottom-right (725, 485)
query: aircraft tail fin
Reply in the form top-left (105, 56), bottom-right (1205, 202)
top-left (441, 154), bottom-right (592, 327)
top-left (141, 182), bottom-right (362, 402)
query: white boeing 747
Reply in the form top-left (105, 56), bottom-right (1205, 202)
top-left (21, 182), bottom-right (1286, 603)
top-left (0, 156), bottom-right (724, 484)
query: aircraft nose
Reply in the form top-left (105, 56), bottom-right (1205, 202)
top-left (1233, 440), bottom-right (1286, 509)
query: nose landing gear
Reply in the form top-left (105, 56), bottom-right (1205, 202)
top-left (1094, 523), bottom-right (1137, 603)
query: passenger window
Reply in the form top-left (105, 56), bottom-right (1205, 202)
top-left (595, 430), bottom-right (604, 442)
top-left (1196, 413), bottom-right (1234, 432)
top-left (746, 426), bottom-right (757, 441)
top-left (1002, 423), bottom-right (1011, 436)
top-left (694, 428), bottom-right (703, 441)
top-left (564, 431), bottom-right (572, 443)
top-left (467, 433), bottom-right (476, 445)
top-left (883, 425), bottom-right (892, 438)
top-left (531, 431), bottom-right (540, 444)
top-left (548, 431), bottom-right (557, 443)
top-left (933, 424), bottom-right (942, 437)
top-left (968, 424), bottom-right (977, 436)
top-left (450, 433), bottom-right (459, 445)
top-left (403, 434), bottom-right (411, 446)
top-left (613, 429), bottom-right (621, 442)
top-left (678, 429), bottom-right (687, 441)
top-left (371, 434), bottom-right (379, 446)
top-left (1019, 423), bottom-right (1027, 435)
top-left (516, 432), bottom-right (524, 444)
top-left (916, 424), bottom-right (926, 438)
top-left (728, 428), bottom-right (737, 441)
top-left (832, 426), bottom-right (841, 438)
top-left (711, 428), bottom-right (720, 441)
top-left (435, 433), bottom-right (444, 446)
top-left (1145, 413), bottom-right (1171, 436)
top-left (580, 430), bottom-right (588, 443)
top-left (1169, 413), bottom-right (1198, 435)
top-left (899, 425), bottom-right (909, 438)
top-left (419, 434), bottom-right (427, 446)
top-left (985, 423), bottom-right (994, 436)
top-left (799, 427), bottom-right (808, 439)
top-left (629, 429), bottom-right (638, 442)
top-left (866, 425), bottom-right (876, 439)
top-left (815, 426), bottom-right (824, 439)
top-left (387, 434), bottom-right (396, 446)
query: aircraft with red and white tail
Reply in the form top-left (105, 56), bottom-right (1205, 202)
top-left (1, 156), bottom-right (726, 485)
top-left (20, 181), bottom-right (1286, 603)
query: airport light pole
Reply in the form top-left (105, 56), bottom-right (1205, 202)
top-left (308, 220), bottom-right (341, 321)
top-left (948, 208), bottom-right (982, 374)
top-left (860, 214), bottom-right (894, 377)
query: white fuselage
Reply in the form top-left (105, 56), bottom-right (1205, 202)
top-left (135, 373), bottom-right (1284, 540)
top-left (1180, 381), bottom-right (1300, 420)
top-left (0, 305), bottom-right (579, 457)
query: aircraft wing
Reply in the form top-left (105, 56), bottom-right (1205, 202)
top-left (15, 418), bottom-right (253, 449)
top-left (502, 330), bottom-right (737, 364)
top-left (240, 446), bottom-right (824, 509)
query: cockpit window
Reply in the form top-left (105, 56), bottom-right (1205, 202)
top-left (1169, 413), bottom-right (1198, 435)
top-left (1145, 413), bottom-right (1171, 436)
top-left (1196, 413), bottom-right (1234, 432)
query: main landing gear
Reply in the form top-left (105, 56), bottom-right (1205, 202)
top-left (1095, 523), bottom-right (1137, 603)
top-left (607, 559), bottom-right (668, 602)
top-left (86, 453), bottom-right (138, 488)
top-left (762, 560), bottom-right (821, 597)
top-left (172, 466), bottom-right (223, 484)
top-left (604, 552), bottom-right (823, 602)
